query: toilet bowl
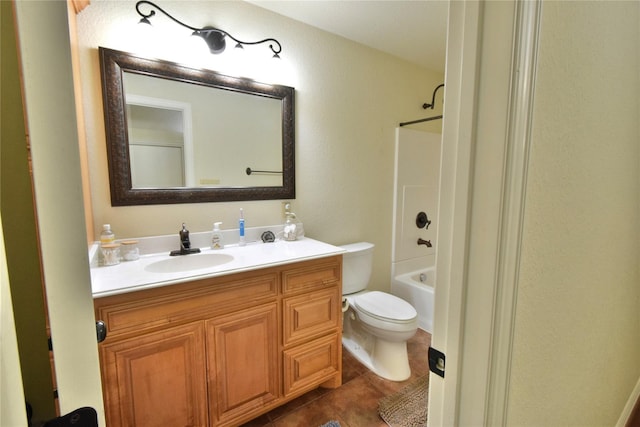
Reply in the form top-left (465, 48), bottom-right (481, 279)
top-left (340, 243), bottom-right (418, 381)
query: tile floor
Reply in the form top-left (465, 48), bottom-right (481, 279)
top-left (241, 329), bottom-right (432, 427)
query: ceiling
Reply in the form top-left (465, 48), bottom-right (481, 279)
top-left (246, 0), bottom-right (449, 72)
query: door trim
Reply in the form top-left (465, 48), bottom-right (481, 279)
top-left (486, 1), bottom-right (542, 425)
top-left (429, 1), bottom-right (483, 425)
top-left (429, 1), bottom-right (542, 425)
top-left (13, 1), bottom-right (105, 422)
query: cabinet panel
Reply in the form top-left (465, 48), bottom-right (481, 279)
top-left (208, 303), bottom-right (279, 426)
top-left (283, 334), bottom-right (341, 396)
top-left (283, 287), bottom-right (340, 346)
top-left (100, 322), bottom-right (207, 427)
top-left (282, 257), bottom-right (341, 295)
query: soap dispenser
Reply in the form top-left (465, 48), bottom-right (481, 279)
top-left (211, 222), bottom-right (224, 249)
top-left (283, 212), bottom-right (298, 241)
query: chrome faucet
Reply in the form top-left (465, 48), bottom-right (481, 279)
top-left (417, 238), bottom-right (432, 248)
top-left (170, 223), bottom-right (201, 256)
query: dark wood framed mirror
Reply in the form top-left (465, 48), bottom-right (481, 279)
top-left (99, 47), bottom-right (295, 206)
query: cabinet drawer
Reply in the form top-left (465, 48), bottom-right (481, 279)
top-left (283, 334), bottom-right (341, 397)
top-left (95, 271), bottom-right (278, 338)
top-left (282, 256), bottom-right (341, 295)
top-left (283, 288), bottom-right (340, 346)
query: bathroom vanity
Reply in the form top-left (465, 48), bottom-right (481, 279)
top-left (91, 238), bottom-right (344, 427)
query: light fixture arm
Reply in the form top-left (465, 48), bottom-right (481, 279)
top-left (135, 1), bottom-right (282, 57)
top-left (223, 33), bottom-right (282, 57)
top-left (136, 1), bottom-right (199, 32)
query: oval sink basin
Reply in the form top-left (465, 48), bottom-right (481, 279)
top-left (144, 253), bottom-right (234, 273)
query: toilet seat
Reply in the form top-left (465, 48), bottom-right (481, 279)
top-left (354, 291), bottom-right (417, 322)
top-left (353, 291), bottom-right (417, 332)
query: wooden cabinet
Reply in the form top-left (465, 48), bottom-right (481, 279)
top-left (208, 303), bottom-right (279, 426)
top-left (100, 322), bottom-right (207, 427)
top-left (94, 256), bottom-right (342, 427)
top-left (281, 259), bottom-right (342, 396)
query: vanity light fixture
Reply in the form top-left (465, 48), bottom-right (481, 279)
top-left (135, 1), bottom-right (282, 58)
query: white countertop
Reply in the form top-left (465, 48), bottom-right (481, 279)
top-left (91, 237), bottom-right (345, 298)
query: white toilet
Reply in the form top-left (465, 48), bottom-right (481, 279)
top-left (340, 242), bottom-right (418, 381)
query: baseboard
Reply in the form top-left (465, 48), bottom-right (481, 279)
top-left (617, 375), bottom-right (640, 427)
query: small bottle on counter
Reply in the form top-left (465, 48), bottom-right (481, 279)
top-left (211, 222), bottom-right (224, 250)
top-left (238, 209), bottom-right (246, 246)
top-left (100, 224), bottom-right (120, 266)
top-left (283, 212), bottom-right (298, 241)
top-left (100, 224), bottom-right (115, 245)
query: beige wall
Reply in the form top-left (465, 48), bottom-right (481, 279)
top-left (76, 0), bottom-right (443, 292)
top-left (508, 1), bottom-right (640, 425)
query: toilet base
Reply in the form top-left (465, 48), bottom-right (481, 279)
top-left (342, 330), bottom-right (411, 382)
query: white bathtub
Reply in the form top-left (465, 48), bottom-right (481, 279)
top-left (391, 267), bottom-right (435, 333)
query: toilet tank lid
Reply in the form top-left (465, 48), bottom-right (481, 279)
top-left (339, 242), bottom-right (374, 253)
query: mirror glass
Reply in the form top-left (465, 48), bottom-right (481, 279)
top-left (99, 47), bottom-right (295, 205)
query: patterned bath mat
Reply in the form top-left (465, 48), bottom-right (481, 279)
top-left (378, 375), bottom-right (429, 427)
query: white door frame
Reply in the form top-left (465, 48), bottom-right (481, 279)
top-left (429, 1), bottom-right (542, 425)
top-left (126, 94), bottom-right (196, 187)
top-left (14, 1), bottom-right (106, 423)
top-left (428, 1), bottom-right (483, 425)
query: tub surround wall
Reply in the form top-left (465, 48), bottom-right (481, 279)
top-left (76, 0), bottom-right (443, 294)
top-left (391, 128), bottom-right (441, 277)
top-left (390, 128), bottom-right (440, 333)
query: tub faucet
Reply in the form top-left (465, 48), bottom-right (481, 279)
top-left (417, 238), bottom-right (432, 248)
top-left (170, 223), bottom-right (201, 256)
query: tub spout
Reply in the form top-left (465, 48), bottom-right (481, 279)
top-left (417, 238), bottom-right (432, 248)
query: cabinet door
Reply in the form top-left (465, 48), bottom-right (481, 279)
top-left (100, 322), bottom-right (207, 427)
top-left (207, 303), bottom-right (279, 426)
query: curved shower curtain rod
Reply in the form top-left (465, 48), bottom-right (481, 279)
top-left (399, 83), bottom-right (444, 127)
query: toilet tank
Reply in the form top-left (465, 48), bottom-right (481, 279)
top-left (340, 242), bottom-right (374, 294)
